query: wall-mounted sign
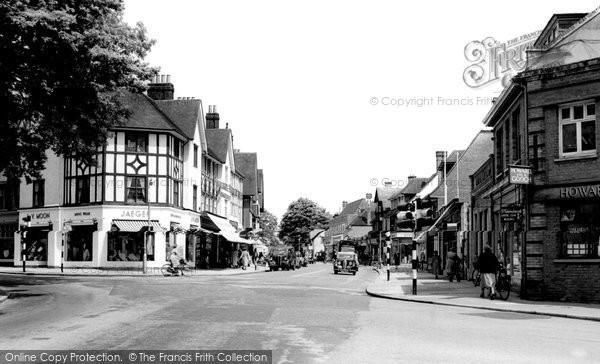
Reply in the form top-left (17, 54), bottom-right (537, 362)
top-left (509, 165), bottom-right (532, 185)
top-left (120, 210), bottom-right (148, 218)
top-left (501, 208), bottom-right (523, 222)
top-left (560, 185), bottom-right (600, 199)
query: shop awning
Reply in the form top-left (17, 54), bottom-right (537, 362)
top-left (202, 213), bottom-right (256, 244)
top-left (111, 220), bottom-right (167, 233)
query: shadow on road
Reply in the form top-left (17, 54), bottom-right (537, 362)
top-left (460, 311), bottom-right (551, 321)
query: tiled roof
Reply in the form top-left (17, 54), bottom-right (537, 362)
top-left (118, 92), bottom-right (186, 136)
top-left (205, 129), bottom-right (232, 164)
top-left (154, 99), bottom-right (202, 140)
top-left (430, 130), bottom-right (493, 204)
top-left (340, 198), bottom-right (366, 216)
top-left (389, 177), bottom-right (428, 200)
top-left (375, 187), bottom-right (402, 208)
top-left (234, 152), bottom-right (258, 196)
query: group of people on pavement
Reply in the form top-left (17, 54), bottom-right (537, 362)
top-left (427, 244), bottom-right (502, 300)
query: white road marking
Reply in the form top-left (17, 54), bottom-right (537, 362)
top-left (291, 269), bottom-right (327, 278)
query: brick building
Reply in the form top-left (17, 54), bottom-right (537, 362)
top-left (472, 8), bottom-right (600, 302)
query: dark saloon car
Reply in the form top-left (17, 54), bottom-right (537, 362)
top-left (333, 252), bottom-right (359, 275)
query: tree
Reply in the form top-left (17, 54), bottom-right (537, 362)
top-left (279, 198), bottom-right (331, 246)
top-left (257, 210), bottom-right (278, 246)
top-left (0, 0), bottom-right (157, 180)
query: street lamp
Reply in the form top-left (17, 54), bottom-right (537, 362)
top-left (143, 179), bottom-right (154, 275)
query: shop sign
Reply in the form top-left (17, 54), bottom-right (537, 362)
top-left (74, 212), bottom-right (91, 217)
top-left (509, 165), bottom-right (532, 185)
top-left (170, 213), bottom-right (182, 220)
top-left (191, 216), bottom-right (200, 224)
top-left (392, 231), bottom-right (413, 238)
top-left (501, 208), bottom-right (522, 222)
top-left (120, 210), bottom-right (148, 218)
top-left (560, 185), bottom-right (600, 199)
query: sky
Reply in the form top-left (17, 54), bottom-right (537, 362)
top-left (123, 0), bottom-right (599, 221)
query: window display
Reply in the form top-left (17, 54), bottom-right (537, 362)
top-left (560, 203), bottom-right (600, 257)
top-left (66, 225), bottom-right (94, 261)
top-left (24, 228), bottom-right (48, 261)
top-left (107, 231), bottom-right (154, 261)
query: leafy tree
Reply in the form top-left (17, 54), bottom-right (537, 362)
top-left (279, 198), bottom-right (331, 246)
top-left (0, 0), bottom-right (156, 180)
top-left (257, 210), bottom-right (278, 246)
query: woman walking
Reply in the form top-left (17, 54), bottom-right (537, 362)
top-left (478, 245), bottom-right (500, 300)
top-left (432, 251), bottom-right (441, 279)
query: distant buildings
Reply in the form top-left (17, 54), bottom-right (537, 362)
top-left (343, 8), bottom-right (600, 303)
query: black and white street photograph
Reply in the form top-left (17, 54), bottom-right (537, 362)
top-left (2, 1), bottom-right (600, 363)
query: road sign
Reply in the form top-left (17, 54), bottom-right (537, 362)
top-left (509, 165), bottom-right (532, 185)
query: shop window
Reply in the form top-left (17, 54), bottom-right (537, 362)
top-left (126, 177), bottom-right (146, 203)
top-left (0, 223), bottom-right (17, 260)
top-left (107, 231), bottom-right (154, 261)
top-left (66, 226), bottom-right (94, 261)
top-left (126, 133), bottom-right (147, 153)
top-left (76, 177), bottom-right (90, 204)
top-left (559, 204), bottom-right (600, 257)
top-left (33, 180), bottom-right (45, 207)
top-left (559, 102), bottom-right (596, 157)
top-left (23, 228), bottom-right (48, 261)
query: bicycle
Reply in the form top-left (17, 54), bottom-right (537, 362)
top-left (161, 261), bottom-right (191, 276)
top-left (478, 264), bottom-right (511, 300)
top-left (495, 264), bottom-right (511, 300)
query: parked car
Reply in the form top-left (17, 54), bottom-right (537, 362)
top-left (315, 251), bottom-right (325, 262)
top-left (333, 252), bottom-right (359, 275)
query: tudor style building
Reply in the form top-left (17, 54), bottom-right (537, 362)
top-left (10, 75), bottom-right (265, 270)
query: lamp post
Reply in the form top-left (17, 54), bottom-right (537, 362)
top-left (144, 179), bottom-right (153, 275)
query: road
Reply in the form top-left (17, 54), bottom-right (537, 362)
top-left (1, 264), bottom-right (599, 364)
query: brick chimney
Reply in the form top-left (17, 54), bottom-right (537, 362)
top-left (206, 105), bottom-right (220, 129)
top-left (342, 201), bottom-right (348, 210)
top-left (147, 75), bottom-right (174, 100)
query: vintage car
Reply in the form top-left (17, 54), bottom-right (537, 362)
top-left (268, 245), bottom-right (295, 271)
top-left (333, 252), bottom-right (359, 275)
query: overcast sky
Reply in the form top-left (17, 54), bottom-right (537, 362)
top-left (124, 0), bottom-right (599, 220)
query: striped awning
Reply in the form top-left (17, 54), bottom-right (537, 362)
top-left (111, 220), bottom-right (166, 233)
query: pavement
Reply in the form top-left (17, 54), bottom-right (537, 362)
top-left (366, 264), bottom-right (600, 322)
top-left (0, 264), bottom-right (269, 278)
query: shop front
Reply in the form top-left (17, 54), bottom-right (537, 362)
top-left (15, 209), bottom-right (59, 267)
top-left (533, 183), bottom-right (600, 302)
top-left (0, 213), bottom-right (18, 266)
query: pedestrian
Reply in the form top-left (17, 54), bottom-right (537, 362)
top-left (432, 250), bottom-right (441, 279)
top-left (240, 248), bottom-right (251, 270)
top-left (232, 247), bottom-right (239, 268)
top-left (446, 247), bottom-right (459, 282)
top-left (394, 252), bottom-right (400, 268)
top-left (478, 245), bottom-right (500, 300)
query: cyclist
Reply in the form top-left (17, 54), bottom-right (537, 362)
top-left (477, 245), bottom-right (500, 300)
top-left (169, 250), bottom-right (185, 276)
